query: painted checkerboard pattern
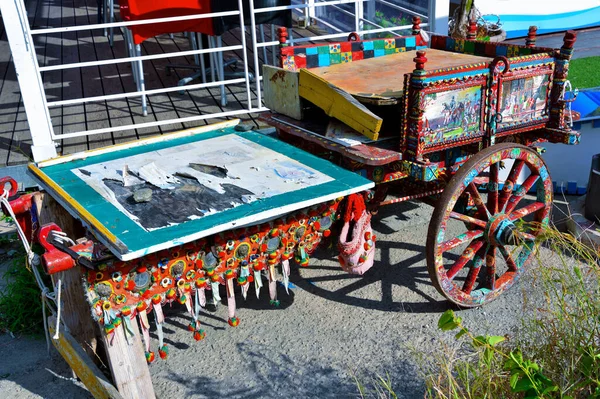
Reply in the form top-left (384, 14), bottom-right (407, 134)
top-left (430, 35), bottom-right (541, 59)
top-left (280, 35), bottom-right (427, 71)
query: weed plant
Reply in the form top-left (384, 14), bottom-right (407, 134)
top-left (0, 243), bottom-right (45, 336)
top-left (423, 226), bottom-right (600, 398)
top-left (355, 225), bottom-right (600, 398)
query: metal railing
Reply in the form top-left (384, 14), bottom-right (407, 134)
top-left (1, 0), bottom-right (445, 162)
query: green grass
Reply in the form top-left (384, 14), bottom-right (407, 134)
top-left (355, 224), bottom-right (600, 398)
top-left (0, 246), bottom-right (46, 336)
top-left (569, 56), bottom-right (600, 89)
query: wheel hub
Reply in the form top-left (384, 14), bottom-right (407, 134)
top-left (486, 214), bottom-right (518, 246)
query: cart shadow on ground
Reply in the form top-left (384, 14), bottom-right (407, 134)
top-left (289, 200), bottom-right (459, 315)
top-left (161, 340), bottom-right (423, 399)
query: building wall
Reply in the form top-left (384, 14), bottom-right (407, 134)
top-left (542, 120), bottom-right (600, 193)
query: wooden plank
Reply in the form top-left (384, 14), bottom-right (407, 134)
top-left (33, 192), bottom-right (98, 358)
top-left (36, 192), bottom-right (155, 399)
top-left (263, 65), bottom-right (303, 120)
top-left (101, 313), bottom-right (156, 399)
top-left (299, 68), bottom-right (383, 140)
top-left (309, 49), bottom-right (491, 103)
top-left (48, 316), bottom-right (123, 399)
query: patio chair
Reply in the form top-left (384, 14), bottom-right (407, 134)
top-left (167, 1), bottom-right (293, 104)
top-left (119, 0), bottom-right (217, 116)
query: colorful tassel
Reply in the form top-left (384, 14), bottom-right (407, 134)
top-left (282, 259), bottom-right (290, 294)
top-left (210, 280), bottom-right (221, 303)
top-left (193, 329), bottom-right (206, 341)
top-left (225, 269), bottom-right (238, 327)
top-left (253, 261), bottom-right (264, 299)
top-left (138, 310), bottom-right (151, 362)
top-left (145, 351), bottom-right (155, 363)
top-left (158, 344), bottom-right (169, 360)
top-left (268, 263), bottom-right (277, 306)
top-left (228, 317), bottom-right (240, 327)
top-left (153, 302), bottom-right (166, 360)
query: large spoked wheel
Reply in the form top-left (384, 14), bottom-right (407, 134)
top-left (426, 143), bottom-right (553, 307)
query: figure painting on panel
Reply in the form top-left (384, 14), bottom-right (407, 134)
top-left (422, 85), bottom-right (482, 146)
top-left (499, 74), bottom-right (549, 125)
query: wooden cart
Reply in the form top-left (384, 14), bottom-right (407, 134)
top-left (262, 20), bottom-right (580, 307)
top-left (0, 20), bottom-right (580, 399)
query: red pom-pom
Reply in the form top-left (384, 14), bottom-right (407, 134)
top-left (323, 229), bottom-right (331, 237)
top-left (228, 317), bottom-right (240, 327)
top-left (193, 330), bottom-right (206, 341)
top-left (158, 345), bottom-right (168, 360)
top-left (146, 351), bottom-right (155, 363)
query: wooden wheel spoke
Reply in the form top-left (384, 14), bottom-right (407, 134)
top-left (447, 239), bottom-right (485, 280)
top-left (462, 246), bottom-right (487, 294)
top-left (517, 231), bottom-right (537, 242)
top-left (427, 144), bottom-right (552, 307)
top-left (449, 211), bottom-right (487, 229)
top-left (488, 163), bottom-right (499, 215)
top-left (504, 174), bottom-right (539, 214)
top-left (485, 246), bottom-right (497, 289)
top-left (509, 201), bottom-right (545, 221)
top-left (440, 229), bottom-right (484, 253)
top-left (499, 160), bottom-right (525, 211)
top-left (466, 183), bottom-right (490, 220)
top-left (499, 246), bottom-right (518, 271)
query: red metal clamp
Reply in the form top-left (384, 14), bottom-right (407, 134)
top-left (38, 223), bottom-right (76, 275)
top-left (0, 177), bottom-right (18, 197)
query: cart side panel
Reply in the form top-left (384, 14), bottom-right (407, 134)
top-left (403, 51), bottom-right (491, 161)
top-left (495, 55), bottom-right (555, 136)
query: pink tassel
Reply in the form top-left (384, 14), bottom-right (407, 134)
top-left (282, 259), bottom-right (290, 294)
top-left (198, 287), bottom-right (206, 307)
top-left (138, 310), bottom-right (151, 353)
top-left (268, 264), bottom-right (279, 306)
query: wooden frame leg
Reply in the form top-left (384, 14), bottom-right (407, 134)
top-left (33, 192), bottom-right (155, 399)
top-left (103, 318), bottom-right (155, 399)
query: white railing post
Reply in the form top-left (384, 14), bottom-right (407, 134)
top-left (307, 0), bottom-right (316, 26)
top-left (1, 0), bottom-right (57, 161)
top-left (428, 0), bottom-right (450, 35)
top-left (355, 0), bottom-right (364, 33)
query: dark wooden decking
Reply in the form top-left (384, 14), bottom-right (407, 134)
top-left (0, 0), bottom-right (307, 166)
top-left (1, 1), bottom-right (600, 167)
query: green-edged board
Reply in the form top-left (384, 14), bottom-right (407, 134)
top-left (30, 120), bottom-right (373, 261)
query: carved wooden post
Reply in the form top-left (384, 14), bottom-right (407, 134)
top-left (526, 26), bottom-right (538, 48)
top-left (32, 193), bottom-right (97, 357)
top-left (33, 192), bottom-right (155, 399)
top-left (406, 50), bottom-right (428, 161)
top-left (466, 18), bottom-right (477, 40)
top-left (277, 27), bottom-right (288, 68)
top-left (412, 16), bottom-right (421, 36)
top-left (548, 30), bottom-right (577, 129)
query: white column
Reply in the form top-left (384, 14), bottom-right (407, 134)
top-left (429, 0), bottom-right (450, 35)
top-left (1, 0), bottom-right (57, 161)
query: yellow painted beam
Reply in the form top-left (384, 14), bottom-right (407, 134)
top-left (298, 69), bottom-right (383, 140)
top-left (48, 316), bottom-right (123, 399)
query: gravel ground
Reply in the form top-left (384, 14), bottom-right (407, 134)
top-left (0, 199), bottom-right (575, 399)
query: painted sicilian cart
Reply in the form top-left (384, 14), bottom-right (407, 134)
top-left (262, 19), bottom-right (580, 307)
top-left (0, 17), bottom-right (579, 399)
